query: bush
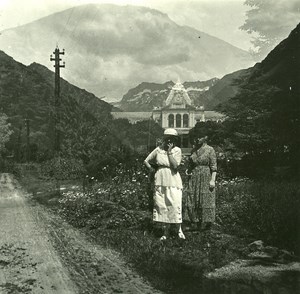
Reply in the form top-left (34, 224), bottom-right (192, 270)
top-left (217, 178), bottom-right (300, 254)
top-left (40, 157), bottom-right (85, 180)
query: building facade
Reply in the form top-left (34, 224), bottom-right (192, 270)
top-left (152, 82), bottom-right (215, 147)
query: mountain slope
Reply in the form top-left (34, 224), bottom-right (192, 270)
top-left (0, 4), bottom-right (254, 101)
top-left (197, 68), bottom-right (253, 109)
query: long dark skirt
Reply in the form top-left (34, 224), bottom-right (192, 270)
top-left (184, 165), bottom-right (215, 224)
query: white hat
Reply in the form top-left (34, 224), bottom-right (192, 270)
top-left (164, 128), bottom-right (178, 136)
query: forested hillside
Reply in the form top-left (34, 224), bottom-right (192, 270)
top-left (0, 51), bottom-right (113, 161)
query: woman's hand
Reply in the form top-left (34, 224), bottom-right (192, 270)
top-left (209, 179), bottom-right (215, 191)
top-left (166, 143), bottom-right (178, 170)
top-left (144, 160), bottom-right (156, 174)
top-left (167, 143), bottom-right (174, 153)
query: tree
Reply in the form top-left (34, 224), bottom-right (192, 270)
top-left (128, 119), bottom-right (163, 152)
top-left (189, 121), bottom-right (226, 147)
top-left (241, 0), bottom-right (300, 60)
top-left (0, 113), bottom-right (13, 154)
top-left (59, 95), bottom-right (111, 163)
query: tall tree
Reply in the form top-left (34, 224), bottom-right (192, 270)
top-left (241, 0), bottom-right (300, 60)
top-left (0, 113), bottom-right (13, 154)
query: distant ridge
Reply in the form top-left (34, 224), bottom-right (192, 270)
top-left (119, 79), bottom-right (219, 111)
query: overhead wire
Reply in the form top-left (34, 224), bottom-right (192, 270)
top-left (52, 4), bottom-right (156, 150)
top-left (57, 6), bottom-right (76, 45)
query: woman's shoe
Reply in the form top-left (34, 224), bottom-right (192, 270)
top-left (178, 227), bottom-right (186, 240)
top-left (178, 232), bottom-right (186, 239)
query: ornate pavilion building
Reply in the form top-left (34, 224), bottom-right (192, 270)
top-left (111, 81), bottom-right (224, 151)
top-left (152, 81), bottom-right (207, 148)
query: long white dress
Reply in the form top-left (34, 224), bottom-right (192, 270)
top-left (145, 146), bottom-right (183, 223)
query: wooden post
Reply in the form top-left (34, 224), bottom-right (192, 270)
top-left (50, 46), bottom-right (65, 195)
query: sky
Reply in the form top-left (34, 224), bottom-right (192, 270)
top-left (0, 0), bottom-right (252, 51)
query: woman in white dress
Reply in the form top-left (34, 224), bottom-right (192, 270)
top-left (144, 128), bottom-right (185, 240)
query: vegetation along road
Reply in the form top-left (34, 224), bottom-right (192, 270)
top-left (0, 173), bottom-right (162, 294)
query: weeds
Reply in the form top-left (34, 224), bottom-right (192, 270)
top-left (18, 161), bottom-right (300, 293)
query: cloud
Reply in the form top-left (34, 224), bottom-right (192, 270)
top-left (151, 0), bottom-right (252, 50)
top-left (0, 3), bottom-right (255, 101)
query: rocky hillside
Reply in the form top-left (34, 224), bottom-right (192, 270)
top-left (197, 68), bottom-right (253, 109)
top-left (0, 4), bottom-right (254, 101)
top-left (118, 71), bottom-right (254, 111)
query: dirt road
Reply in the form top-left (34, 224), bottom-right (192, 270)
top-left (0, 173), bottom-right (162, 294)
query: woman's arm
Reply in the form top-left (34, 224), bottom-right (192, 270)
top-left (209, 147), bottom-right (217, 190)
top-left (144, 159), bottom-right (155, 173)
top-left (167, 143), bottom-right (181, 170)
top-left (144, 148), bottom-right (157, 173)
top-left (209, 171), bottom-right (217, 189)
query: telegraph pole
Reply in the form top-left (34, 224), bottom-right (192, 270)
top-left (50, 46), bottom-right (65, 153)
top-left (50, 46), bottom-right (65, 195)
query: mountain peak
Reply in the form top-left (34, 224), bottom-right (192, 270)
top-left (0, 4), bottom-right (254, 100)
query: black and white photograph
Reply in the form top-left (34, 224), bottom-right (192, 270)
top-left (0, 0), bottom-right (299, 293)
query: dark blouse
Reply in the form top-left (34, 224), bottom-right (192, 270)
top-left (189, 144), bottom-right (217, 173)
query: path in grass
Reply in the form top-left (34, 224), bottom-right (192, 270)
top-left (0, 173), bottom-right (162, 294)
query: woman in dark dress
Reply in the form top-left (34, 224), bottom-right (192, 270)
top-left (185, 136), bottom-right (217, 230)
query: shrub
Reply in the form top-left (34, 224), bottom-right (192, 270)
top-left (40, 157), bottom-right (85, 180)
top-left (217, 178), bottom-right (300, 253)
